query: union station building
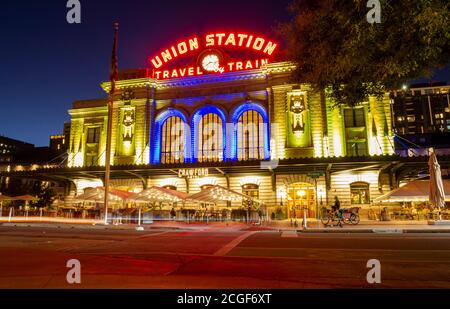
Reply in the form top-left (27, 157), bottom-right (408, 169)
top-left (2, 31), bottom-right (447, 220)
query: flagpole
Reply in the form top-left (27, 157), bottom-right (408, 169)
top-left (104, 22), bottom-right (119, 225)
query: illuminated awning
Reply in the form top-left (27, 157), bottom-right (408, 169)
top-left (128, 186), bottom-right (189, 203)
top-left (74, 187), bottom-right (133, 202)
top-left (188, 185), bottom-right (261, 206)
top-left (0, 194), bottom-right (14, 201)
top-left (374, 180), bottom-right (450, 203)
top-left (12, 195), bottom-right (39, 202)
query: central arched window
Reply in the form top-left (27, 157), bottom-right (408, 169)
top-left (237, 110), bottom-right (264, 160)
top-left (161, 116), bottom-right (185, 164)
top-left (197, 113), bottom-right (224, 162)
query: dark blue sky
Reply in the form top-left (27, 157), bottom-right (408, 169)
top-left (0, 0), bottom-right (290, 146)
top-left (0, 0), bottom-right (448, 146)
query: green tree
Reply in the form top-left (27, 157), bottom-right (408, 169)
top-left (279, 0), bottom-right (450, 106)
top-left (36, 186), bottom-right (56, 208)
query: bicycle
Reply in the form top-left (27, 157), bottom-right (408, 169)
top-left (320, 208), bottom-right (344, 227)
top-left (341, 207), bottom-right (360, 225)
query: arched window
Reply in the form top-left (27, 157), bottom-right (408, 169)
top-left (197, 113), bottom-right (223, 162)
top-left (237, 110), bottom-right (264, 160)
top-left (350, 182), bottom-right (370, 204)
top-left (231, 103), bottom-right (269, 161)
top-left (161, 116), bottom-right (185, 164)
top-left (242, 183), bottom-right (259, 198)
top-left (242, 183), bottom-right (259, 208)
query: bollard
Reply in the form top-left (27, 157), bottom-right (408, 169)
top-left (138, 207), bottom-right (142, 226)
top-left (302, 208), bottom-right (307, 229)
top-left (8, 208), bottom-right (13, 223)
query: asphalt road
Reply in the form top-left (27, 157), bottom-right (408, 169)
top-left (0, 224), bottom-right (449, 288)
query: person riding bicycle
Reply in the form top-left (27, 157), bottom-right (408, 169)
top-left (331, 196), bottom-right (343, 220)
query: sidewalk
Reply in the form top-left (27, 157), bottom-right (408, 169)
top-left (2, 216), bottom-right (450, 233)
top-left (267, 219), bottom-right (450, 233)
top-left (0, 217), bottom-right (450, 233)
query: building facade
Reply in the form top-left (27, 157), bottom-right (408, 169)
top-left (64, 29), bottom-right (397, 219)
top-left (392, 83), bottom-right (450, 156)
top-left (0, 136), bottom-right (34, 164)
top-left (49, 122), bottom-right (71, 154)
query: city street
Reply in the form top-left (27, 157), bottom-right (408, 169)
top-left (0, 223), bottom-right (449, 288)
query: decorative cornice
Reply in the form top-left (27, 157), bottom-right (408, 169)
top-left (100, 61), bottom-right (297, 92)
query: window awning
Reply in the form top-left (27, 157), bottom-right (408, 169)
top-left (374, 180), bottom-right (450, 203)
top-left (0, 194), bottom-right (14, 201)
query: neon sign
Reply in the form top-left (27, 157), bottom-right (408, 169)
top-left (148, 32), bottom-right (278, 80)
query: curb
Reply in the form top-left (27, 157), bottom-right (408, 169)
top-left (2, 222), bottom-right (450, 233)
top-left (0, 222), bottom-right (185, 231)
top-left (275, 228), bottom-right (450, 233)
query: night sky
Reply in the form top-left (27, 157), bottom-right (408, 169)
top-left (0, 0), bottom-right (448, 146)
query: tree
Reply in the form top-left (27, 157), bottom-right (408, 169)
top-left (279, 0), bottom-right (450, 106)
top-left (36, 186), bottom-right (56, 208)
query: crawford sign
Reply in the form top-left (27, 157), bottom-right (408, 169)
top-left (148, 32), bottom-right (278, 80)
top-left (178, 168), bottom-right (209, 179)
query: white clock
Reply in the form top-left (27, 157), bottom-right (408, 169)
top-left (201, 54), bottom-right (220, 72)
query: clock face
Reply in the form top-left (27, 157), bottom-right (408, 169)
top-left (201, 54), bottom-right (220, 72)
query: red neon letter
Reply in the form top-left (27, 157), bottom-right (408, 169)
top-left (170, 46), bottom-right (178, 57)
top-left (224, 33), bottom-right (236, 46)
top-left (263, 41), bottom-right (277, 55)
top-left (205, 34), bottom-right (214, 47)
top-left (189, 37), bottom-right (199, 50)
top-left (216, 33), bottom-right (226, 46)
top-left (161, 49), bottom-right (172, 63)
top-left (246, 35), bottom-right (254, 48)
top-left (253, 38), bottom-right (265, 50)
top-left (237, 34), bottom-right (248, 46)
top-left (178, 42), bottom-right (188, 54)
top-left (151, 56), bottom-right (163, 69)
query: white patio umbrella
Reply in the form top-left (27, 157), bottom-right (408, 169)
top-left (129, 186), bottom-right (189, 203)
top-left (188, 185), bottom-right (260, 205)
top-left (0, 194), bottom-right (14, 217)
top-left (429, 148), bottom-right (446, 221)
